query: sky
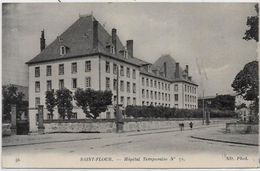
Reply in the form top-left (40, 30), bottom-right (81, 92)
top-left (2, 3), bottom-right (258, 97)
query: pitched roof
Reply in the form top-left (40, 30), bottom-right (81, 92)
top-left (151, 54), bottom-right (197, 85)
top-left (26, 15), bottom-right (149, 66)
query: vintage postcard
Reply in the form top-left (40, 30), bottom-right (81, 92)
top-left (2, 2), bottom-right (259, 169)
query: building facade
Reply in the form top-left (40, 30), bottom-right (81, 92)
top-left (27, 15), bottom-right (198, 131)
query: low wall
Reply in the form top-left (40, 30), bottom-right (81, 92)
top-left (226, 122), bottom-right (259, 134)
top-left (43, 118), bottom-right (234, 133)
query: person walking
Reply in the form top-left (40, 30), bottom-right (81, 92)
top-left (189, 122), bottom-right (193, 130)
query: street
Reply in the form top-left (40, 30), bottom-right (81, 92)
top-left (2, 124), bottom-right (259, 168)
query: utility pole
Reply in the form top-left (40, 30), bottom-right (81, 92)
top-left (115, 65), bottom-right (123, 133)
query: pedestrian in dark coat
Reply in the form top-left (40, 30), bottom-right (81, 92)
top-left (189, 122), bottom-right (193, 130)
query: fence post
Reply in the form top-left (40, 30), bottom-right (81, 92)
top-left (38, 105), bottom-right (45, 134)
top-left (10, 104), bottom-right (17, 135)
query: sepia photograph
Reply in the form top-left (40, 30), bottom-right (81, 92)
top-left (1, 2), bottom-right (259, 168)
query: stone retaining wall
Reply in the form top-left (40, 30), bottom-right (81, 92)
top-left (43, 118), bottom-right (234, 133)
top-left (226, 122), bottom-right (259, 134)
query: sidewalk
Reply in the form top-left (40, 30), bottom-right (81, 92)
top-left (190, 128), bottom-right (259, 146)
top-left (2, 123), bottom-right (219, 147)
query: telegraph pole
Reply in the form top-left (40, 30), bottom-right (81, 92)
top-left (115, 65), bottom-right (123, 133)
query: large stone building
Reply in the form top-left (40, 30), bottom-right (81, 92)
top-left (27, 15), bottom-right (198, 131)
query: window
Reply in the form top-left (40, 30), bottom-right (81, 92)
top-left (120, 96), bottom-right (124, 105)
top-left (72, 78), bottom-right (77, 89)
top-left (120, 80), bottom-right (124, 92)
top-left (113, 79), bottom-right (117, 91)
top-left (71, 112), bottom-right (78, 119)
top-left (111, 46), bottom-right (115, 54)
top-left (47, 113), bottom-right (53, 120)
top-left (158, 92), bottom-right (161, 100)
top-left (155, 92), bottom-right (157, 100)
top-left (35, 81), bottom-right (40, 92)
top-left (105, 61), bottom-right (110, 73)
top-left (168, 94), bottom-right (170, 101)
top-left (142, 89), bottom-right (145, 98)
top-left (142, 101), bottom-right (145, 105)
top-left (106, 77), bottom-right (110, 90)
top-left (113, 64), bottom-right (117, 75)
top-left (127, 82), bottom-right (130, 93)
top-left (127, 97), bottom-right (131, 106)
top-left (47, 80), bottom-right (52, 91)
top-left (85, 77), bottom-right (91, 88)
top-left (185, 85), bottom-right (187, 92)
top-left (165, 93), bottom-right (167, 101)
top-left (126, 67), bottom-right (130, 78)
top-left (150, 80), bottom-right (153, 87)
top-left (146, 78), bottom-right (149, 87)
top-left (35, 67), bottom-right (40, 77)
top-left (158, 82), bottom-right (161, 89)
top-left (133, 83), bottom-right (136, 94)
top-left (59, 79), bottom-right (64, 89)
top-left (168, 84), bottom-right (170, 91)
top-left (120, 65), bottom-right (124, 76)
top-left (85, 61), bottom-right (91, 72)
top-left (165, 84), bottom-right (167, 90)
top-left (142, 77), bottom-right (145, 86)
top-left (71, 62), bottom-right (77, 74)
top-left (175, 94), bottom-right (178, 101)
top-left (60, 46), bottom-right (66, 55)
top-left (151, 91), bottom-right (153, 99)
top-left (133, 98), bottom-right (136, 106)
top-left (174, 84), bottom-right (178, 92)
top-left (162, 93), bottom-right (164, 101)
top-left (154, 81), bottom-right (157, 88)
top-left (35, 97), bottom-right (40, 107)
top-left (146, 90), bottom-right (149, 98)
top-left (106, 112), bottom-right (111, 119)
top-left (162, 83), bottom-right (164, 90)
top-left (59, 64), bottom-right (64, 75)
top-left (147, 101), bottom-right (149, 106)
top-left (113, 96), bottom-right (117, 104)
top-left (132, 69), bottom-right (136, 79)
top-left (46, 65), bottom-right (52, 76)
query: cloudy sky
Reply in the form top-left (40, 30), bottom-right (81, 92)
top-left (2, 3), bottom-right (258, 97)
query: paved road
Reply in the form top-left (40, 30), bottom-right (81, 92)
top-left (2, 124), bottom-right (259, 168)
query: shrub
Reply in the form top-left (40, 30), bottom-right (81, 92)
top-left (125, 105), bottom-right (236, 119)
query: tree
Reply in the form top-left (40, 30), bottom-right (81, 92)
top-left (74, 88), bottom-right (91, 118)
top-left (45, 90), bottom-right (56, 118)
top-left (243, 4), bottom-right (259, 42)
top-left (74, 88), bottom-right (112, 119)
top-left (2, 85), bottom-right (26, 121)
top-left (232, 61), bottom-right (259, 121)
top-left (56, 88), bottom-right (73, 120)
top-left (210, 94), bottom-right (235, 111)
top-left (89, 90), bottom-right (112, 119)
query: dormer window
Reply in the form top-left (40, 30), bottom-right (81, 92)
top-left (111, 45), bottom-right (115, 54)
top-left (124, 50), bottom-right (128, 59)
top-left (60, 46), bottom-right (66, 55)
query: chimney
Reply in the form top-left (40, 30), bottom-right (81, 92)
top-left (40, 30), bottom-right (45, 51)
top-left (126, 40), bottom-right (133, 57)
top-left (112, 28), bottom-right (117, 54)
top-left (175, 62), bottom-right (180, 79)
top-left (164, 62), bottom-right (167, 77)
top-left (186, 65), bottom-right (189, 75)
top-left (93, 20), bottom-right (99, 50)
